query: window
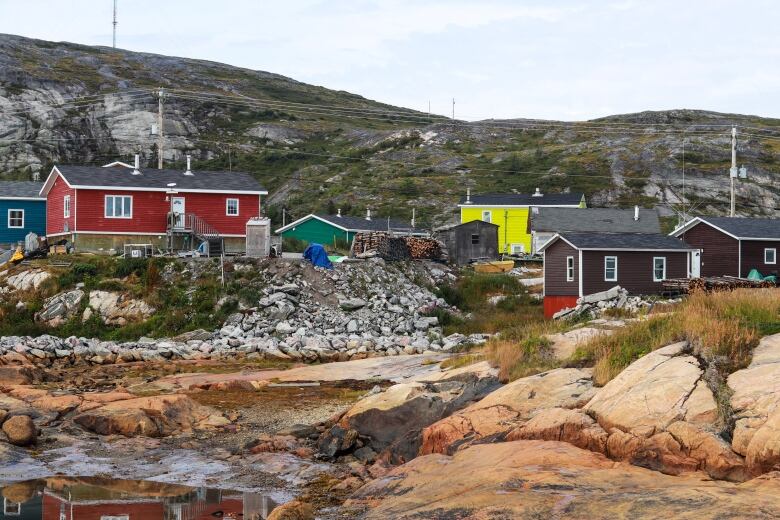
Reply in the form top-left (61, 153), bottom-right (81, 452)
top-left (4, 498), bottom-right (21, 515)
top-left (481, 210), bottom-right (491, 223)
top-left (604, 256), bottom-right (618, 281)
top-left (63, 195), bottom-right (71, 218)
top-left (653, 257), bottom-right (667, 282)
top-left (566, 256), bottom-right (574, 282)
top-left (510, 244), bottom-right (525, 254)
top-left (471, 234), bottom-right (480, 245)
top-left (765, 248), bottom-right (776, 265)
top-left (226, 198), bottom-right (239, 216)
top-left (105, 195), bottom-right (132, 218)
top-left (7, 209), bottom-right (24, 229)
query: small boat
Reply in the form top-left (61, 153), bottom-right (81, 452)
top-left (473, 260), bottom-right (515, 273)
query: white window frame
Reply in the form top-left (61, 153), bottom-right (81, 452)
top-left (765, 248), bottom-right (776, 265)
top-left (653, 256), bottom-right (667, 282)
top-left (104, 195), bottom-right (133, 219)
top-left (7, 209), bottom-right (24, 229)
top-left (604, 256), bottom-right (618, 282)
top-left (63, 194), bottom-right (71, 218)
top-left (226, 198), bottom-right (240, 216)
top-left (510, 243), bottom-right (525, 254)
top-left (566, 256), bottom-right (574, 282)
top-left (481, 210), bottom-right (491, 223)
top-left (3, 497), bottom-right (21, 515)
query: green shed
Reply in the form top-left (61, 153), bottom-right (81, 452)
top-left (275, 212), bottom-right (425, 248)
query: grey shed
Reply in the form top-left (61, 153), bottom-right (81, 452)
top-left (436, 221), bottom-right (499, 265)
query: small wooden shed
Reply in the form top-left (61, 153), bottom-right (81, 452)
top-left (437, 220), bottom-right (499, 265)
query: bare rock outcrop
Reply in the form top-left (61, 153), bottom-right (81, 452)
top-left (2, 414), bottom-right (37, 446)
top-left (346, 441), bottom-right (780, 519)
top-left (35, 289), bottom-right (84, 326)
top-left (85, 290), bottom-right (155, 326)
top-left (419, 368), bottom-right (594, 455)
top-left (728, 333), bottom-right (780, 475)
top-left (584, 342), bottom-right (718, 432)
top-left (317, 361), bottom-right (499, 461)
top-left (72, 394), bottom-right (229, 437)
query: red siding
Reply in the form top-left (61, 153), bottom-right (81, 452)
top-left (582, 250), bottom-right (689, 295)
top-left (679, 222), bottom-right (739, 277)
top-left (46, 174), bottom-right (76, 236)
top-left (73, 189), bottom-right (260, 236)
top-left (544, 295), bottom-right (579, 318)
top-left (741, 240), bottom-right (780, 277)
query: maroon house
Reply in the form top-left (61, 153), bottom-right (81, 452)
top-left (671, 217), bottom-right (780, 278)
top-left (540, 232), bottom-right (695, 318)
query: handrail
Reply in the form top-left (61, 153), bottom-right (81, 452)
top-left (185, 213), bottom-right (220, 241)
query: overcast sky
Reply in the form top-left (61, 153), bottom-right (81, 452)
top-left (1, 0), bottom-right (778, 121)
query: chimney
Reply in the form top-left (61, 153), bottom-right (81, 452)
top-left (132, 154), bottom-right (141, 175)
top-left (634, 205), bottom-right (640, 221)
top-left (183, 155), bottom-right (194, 176)
top-left (465, 188), bottom-right (472, 204)
top-left (366, 208), bottom-right (371, 221)
top-left (532, 187), bottom-right (543, 197)
top-left (337, 208), bottom-right (342, 217)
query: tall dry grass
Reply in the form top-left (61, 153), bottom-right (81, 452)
top-left (572, 288), bottom-right (780, 386)
top-left (486, 320), bottom-right (565, 382)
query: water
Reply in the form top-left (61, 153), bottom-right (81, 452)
top-left (0, 477), bottom-right (279, 520)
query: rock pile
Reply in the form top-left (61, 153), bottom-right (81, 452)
top-left (0, 259), bottom-right (484, 367)
top-left (553, 285), bottom-right (678, 320)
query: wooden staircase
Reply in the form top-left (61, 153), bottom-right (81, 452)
top-left (169, 213), bottom-right (224, 257)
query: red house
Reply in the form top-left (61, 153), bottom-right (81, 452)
top-left (40, 157), bottom-right (267, 254)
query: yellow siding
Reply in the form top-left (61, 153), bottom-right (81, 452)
top-left (461, 206), bottom-right (531, 253)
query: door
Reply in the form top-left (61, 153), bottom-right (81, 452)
top-left (690, 250), bottom-right (701, 278)
top-left (171, 197), bottom-right (186, 229)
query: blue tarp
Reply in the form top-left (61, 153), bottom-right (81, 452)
top-left (304, 243), bottom-right (333, 269)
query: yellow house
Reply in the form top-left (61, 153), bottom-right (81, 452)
top-left (459, 189), bottom-right (586, 254)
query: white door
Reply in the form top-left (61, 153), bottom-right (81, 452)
top-left (172, 197), bottom-right (186, 229)
top-left (690, 250), bottom-right (701, 278)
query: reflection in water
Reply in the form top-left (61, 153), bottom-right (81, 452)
top-left (0, 477), bottom-right (278, 520)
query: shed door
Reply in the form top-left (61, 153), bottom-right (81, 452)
top-left (172, 197), bottom-right (186, 229)
top-left (690, 250), bottom-right (701, 278)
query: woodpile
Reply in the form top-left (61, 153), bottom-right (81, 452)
top-left (663, 276), bottom-right (775, 293)
top-left (352, 232), bottom-right (442, 261)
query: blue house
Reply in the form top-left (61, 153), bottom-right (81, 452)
top-left (0, 181), bottom-right (46, 247)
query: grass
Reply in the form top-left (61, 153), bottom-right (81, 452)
top-left (571, 288), bottom-right (780, 386)
top-left (486, 321), bottom-right (565, 382)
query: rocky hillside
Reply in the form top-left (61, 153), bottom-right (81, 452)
top-left (2, 34), bottom-right (780, 229)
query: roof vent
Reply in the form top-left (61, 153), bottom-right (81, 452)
top-left (132, 154), bottom-right (141, 175)
top-left (366, 208), bottom-right (371, 221)
top-left (183, 155), bottom-right (194, 176)
top-left (465, 188), bottom-right (472, 204)
top-left (634, 205), bottom-right (640, 221)
top-left (337, 208), bottom-right (342, 217)
top-left (532, 187), bottom-right (543, 197)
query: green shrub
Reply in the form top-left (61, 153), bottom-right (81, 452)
top-left (115, 258), bottom-right (148, 278)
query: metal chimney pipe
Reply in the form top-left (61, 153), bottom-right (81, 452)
top-left (366, 208), bottom-right (371, 221)
top-left (184, 154), bottom-right (193, 176)
top-left (634, 205), bottom-right (639, 221)
top-left (132, 154), bottom-right (140, 175)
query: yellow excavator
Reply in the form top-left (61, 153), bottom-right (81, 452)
top-left (0, 246), bottom-right (24, 269)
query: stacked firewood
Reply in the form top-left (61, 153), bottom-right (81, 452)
top-left (352, 232), bottom-right (442, 261)
top-left (663, 276), bottom-right (775, 293)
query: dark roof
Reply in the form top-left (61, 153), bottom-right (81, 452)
top-left (458, 192), bottom-right (584, 206)
top-left (316, 214), bottom-right (424, 234)
top-left (51, 165), bottom-right (266, 193)
top-left (435, 220), bottom-right (500, 232)
top-left (532, 208), bottom-right (660, 233)
top-left (0, 181), bottom-right (45, 199)
top-left (698, 217), bottom-right (780, 239)
top-left (557, 232), bottom-right (693, 250)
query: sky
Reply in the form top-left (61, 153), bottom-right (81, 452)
top-left (0, 0), bottom-right (778, 121)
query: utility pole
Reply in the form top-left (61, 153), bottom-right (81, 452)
top-left (157, 88), bottom-right (165, 169)
top-left (730, 126), bottom-right (737, 217)
top-left (112, 0), bottom-right (118, 48)
top-left (728, 126), bottom-right (748, 217)
top-left (411, 208), bottom-right (416, 228)
top-left (452, 98), bottom-right (455, 120)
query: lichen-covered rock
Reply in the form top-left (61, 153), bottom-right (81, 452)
top-left (35, 289), bottom-right (84, 326)
top-left (420, 368), bottom-right (594, 455)
top-left (2, 415), bottom-right (37, 446)
top-left (584, 342), bottom-right (718, 433)
top-left (86, 290), bottom-right (155, 326)
top-left (728, 333), bottom-right (780, 476)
